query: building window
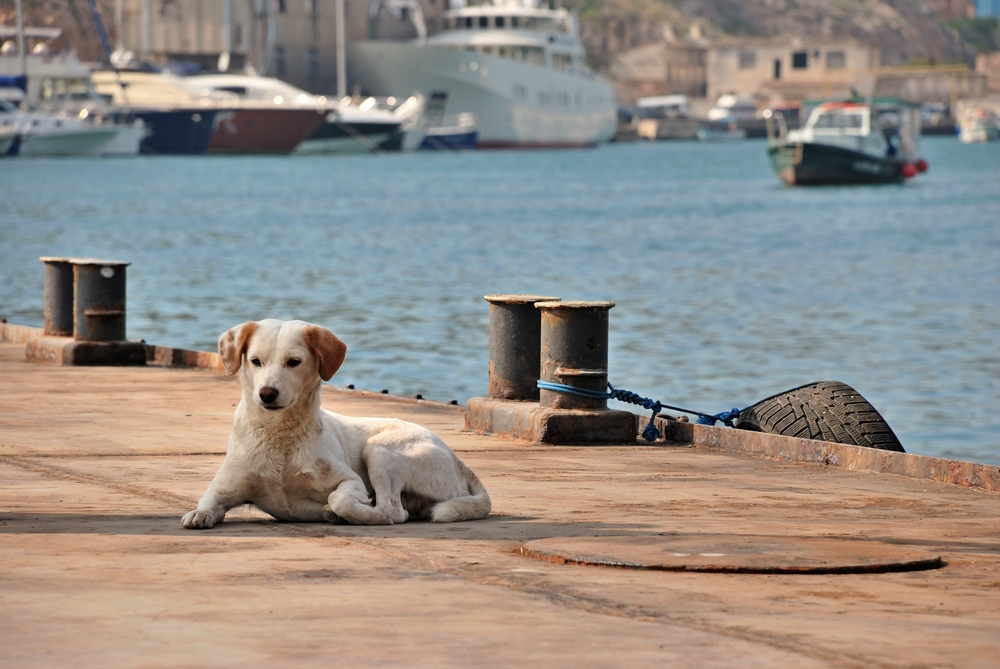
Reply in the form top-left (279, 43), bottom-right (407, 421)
top-left (277, 0), bottom-right (287, 13)
top-left (792, 51), bottom-right (808, 69)
top-left (739, 51), bottom-right (756, 69)
top-left (826, 50), bottom-right (846, 69)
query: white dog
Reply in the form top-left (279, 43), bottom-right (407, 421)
top-left (181, 319), bottom-right (491, 528)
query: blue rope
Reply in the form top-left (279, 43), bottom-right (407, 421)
top-left (536, 380), bottom-right (743, 442)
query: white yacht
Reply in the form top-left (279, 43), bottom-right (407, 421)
top-left (0, 99), bottom-right (120, 156)
top-left (0, 26), bottom-right (145, 155)
top-left (349, 0), bottom-right (617, 148)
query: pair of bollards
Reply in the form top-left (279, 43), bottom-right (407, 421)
top-left (28, 257), bottom-right (146, 366)
top-left (42, 257), bottom-right (129, 342)
top-left (468, 294), bottom-right (636, 443)
top-left (486, 294), bottom-right (614, 409)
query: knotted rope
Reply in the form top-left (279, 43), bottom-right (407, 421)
top-left (536, 380), bottom-right (743, 442)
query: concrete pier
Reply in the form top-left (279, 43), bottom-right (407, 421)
top-left (1, 326), bottom-right (998, 668)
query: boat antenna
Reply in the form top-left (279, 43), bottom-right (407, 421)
top-left (85, 0), bottom-right (115, 66)
top-left (86, 0), bottom-right (133, 111)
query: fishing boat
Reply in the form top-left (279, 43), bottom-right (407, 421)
top-left (349, 0), bottom-right (617, 149)
top-left (764, 99), bottom-right (928, 186)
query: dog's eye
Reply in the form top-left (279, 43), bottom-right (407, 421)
top-left (250, 357), bottom-right (262, 367)
top-left (286, 358), bottom-right (301, 368)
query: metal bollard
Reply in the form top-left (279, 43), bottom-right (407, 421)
top-left (73, 260), bottom-right (130, 342)
top-left (537, 300), bottom-right (615, 410)
top-left (485, 294), bottom-right (560, 401)
top-left (40, 256), bottom-right (76, 336)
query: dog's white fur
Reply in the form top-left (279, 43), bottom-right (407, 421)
top-left (181, 319), bottom-right (491, 529)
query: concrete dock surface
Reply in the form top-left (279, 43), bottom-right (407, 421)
top-left (1, 339), bottom-right (999, 668)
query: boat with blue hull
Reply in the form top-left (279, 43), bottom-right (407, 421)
top-left (123, 108), bottom-right (217, 155)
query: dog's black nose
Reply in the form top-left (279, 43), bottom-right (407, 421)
top-left (259, 387), bottom-right (280, 404)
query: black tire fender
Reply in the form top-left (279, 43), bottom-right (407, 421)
top-left (734, 381), bottom-right (904, 452)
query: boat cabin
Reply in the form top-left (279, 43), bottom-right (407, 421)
top-left (790, 100), bottom-right (921, 161)
top-left (433, 0), bottom-right (586, 72)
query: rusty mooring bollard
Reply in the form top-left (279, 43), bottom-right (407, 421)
top-left (536, 300), bottom-right (615, 410)
top-left (485, 294), bottom-right (560, 401)
top-left (40, 257), bottom-right (76, 336)
top-left (73, 260), bottom-right (130, 342)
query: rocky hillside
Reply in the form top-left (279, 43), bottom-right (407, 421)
top-left (570, 0), bottom-right (976, 69)
top-left (1, 0), bottom-right (980, 68)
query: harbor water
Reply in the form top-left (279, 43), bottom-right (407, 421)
top-left (1, 137), bottom-right (998, 465)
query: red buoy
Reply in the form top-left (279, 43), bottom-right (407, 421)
top-left (915, 158), bottom-right (929, 173)
top-left (903, 163), bottom-right (918, 178)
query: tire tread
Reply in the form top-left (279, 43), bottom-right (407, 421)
top-left (735, 381), bottom-right (904, 452)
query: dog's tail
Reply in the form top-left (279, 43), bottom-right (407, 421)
top-left (430, 457), bottom-right (492, 523)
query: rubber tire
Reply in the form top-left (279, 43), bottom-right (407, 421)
top-left (734, 381), bottom-right (904, 452)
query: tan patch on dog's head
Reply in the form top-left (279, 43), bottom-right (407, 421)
top-left (302, 325), bottom-right (347, 382)
top-left (218, 321), bottom-right (260, 375)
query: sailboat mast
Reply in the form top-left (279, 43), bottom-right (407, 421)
top-left (336, 0), bottom-right (346, 99)
top-left (15, 0), bottom-right (26, 79)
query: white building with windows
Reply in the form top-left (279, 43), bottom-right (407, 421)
top-left (706, 39), bottom-right (881, 106)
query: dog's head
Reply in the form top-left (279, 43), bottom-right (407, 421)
top-left (218, 319), bottom-right (347, 412)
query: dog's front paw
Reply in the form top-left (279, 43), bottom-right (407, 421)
top-left (181, 509), bottom-right (218, 529)
top-left (322, 505), bottom-right (346, 525)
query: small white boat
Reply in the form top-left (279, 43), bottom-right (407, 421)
top-left (0, 27), bottom-right (144, 155)
top-left (0, 100), bottom-right (119, 156)
top-left (958, 108), bottom-right (999, 144)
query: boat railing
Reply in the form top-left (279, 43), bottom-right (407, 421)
top-left (763, 108), bottom-right (787, 146)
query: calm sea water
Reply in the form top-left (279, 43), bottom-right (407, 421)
top-left (1, 137), bottom-right (998, 465)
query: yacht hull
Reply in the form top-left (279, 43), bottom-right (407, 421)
top-left (18, 126), bottom-right (118, 156)
top-left (207, 108), bottom-right (327, 155)
top-left (349, 41), bottom-right (616, 149)
top-left (130, 109), bottom-right (218, 155)
top-left (296, 119), bottom-right (404, 154)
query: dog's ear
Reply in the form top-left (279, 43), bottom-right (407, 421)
top-left (218, 321), bottom-right (259, 375)
top-left (304, 325), bottom-right (347, 382)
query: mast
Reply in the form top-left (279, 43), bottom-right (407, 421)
top-left (336, 0), bottom-right (346, 98)
top-left (15, 0), bottom-right (25, 81)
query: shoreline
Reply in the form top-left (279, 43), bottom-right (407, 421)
top-left (3, 319), bottom-right (996, 492)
